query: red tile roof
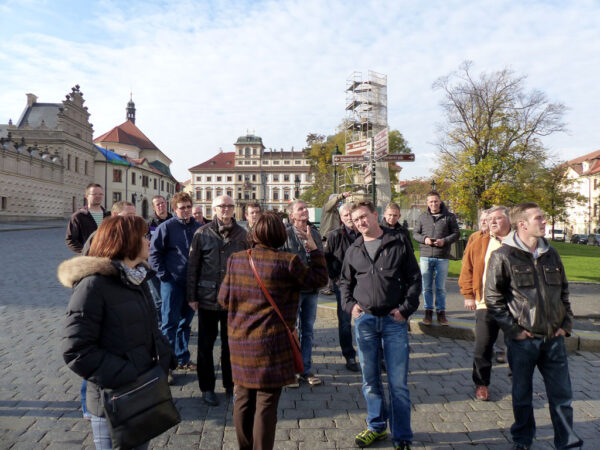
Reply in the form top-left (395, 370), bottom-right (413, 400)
top-left (94, 120), bottom-right (159, 150)
top-left (567, 149), bottom-right (600, 176)
top-left (189, 152), bottom-right (235, 171)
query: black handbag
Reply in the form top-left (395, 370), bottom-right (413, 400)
top-left (102, 335), bottom-right (181, 449)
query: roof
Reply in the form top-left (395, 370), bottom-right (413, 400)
top-left (94, 120), bottom-right (159, 150)
top-left (16, 103), bottom-right (61, 129)
top-left (149, 160), bottom-right (173, 177)
top-left (189, 152), bottom-right (235, 171)
top-left (567, 149), bottom-right (600, 176)
top-left (235, 134), bottom-right (263, 145)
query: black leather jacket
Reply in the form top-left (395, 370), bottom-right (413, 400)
top-left (186, 219), bottom-right (248, 310)
top-left (484, 232), bottom-right (574, 339)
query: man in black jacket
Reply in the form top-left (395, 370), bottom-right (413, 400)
top-left (187, 195), bottom-right (248, 406)
top-left (340, 201), bottom-right (421, 450)
top-left (380, 202), bottom-right (413, 251)
top-left (485, 203), bottom-right (582, 450)
top-left (324, 202), bottom-right (359, 372)
top-left (65, 183), bottom-right (110, 253)
top-left (147, 195), bottom-right (173, 233)
top-left (413, 191), bottom-right (459, 325)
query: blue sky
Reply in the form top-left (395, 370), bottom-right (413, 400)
top-left (1, 0), bottom-right (599, 182)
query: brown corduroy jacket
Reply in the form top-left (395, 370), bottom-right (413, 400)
top-left (458, 232), bottom-right (491, 303)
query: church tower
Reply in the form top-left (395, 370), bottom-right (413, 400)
top-left (126, 94), bottom-right (136, 124)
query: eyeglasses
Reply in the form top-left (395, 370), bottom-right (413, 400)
top-left (177, 205), bottom-right (192, 210)
top-left (216, 204), bottom-right (235, 209)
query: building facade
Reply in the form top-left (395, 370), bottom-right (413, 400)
top-left (93, 98), bottom-right (179, 218)
top-left (565, 150), bottom-right (600, 235)
top-left (189, 134), bottom-right (312, 219)
top-left (0, 86), bottom-right (96, 221)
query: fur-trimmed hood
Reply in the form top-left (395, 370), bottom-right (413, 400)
top-left (57, 256), bottom-right (116, 288)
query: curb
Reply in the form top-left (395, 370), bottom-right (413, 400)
top-left (317, 302), bottom-right (600, 353)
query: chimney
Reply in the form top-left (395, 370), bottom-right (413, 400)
top-left (26, 93), bottom-right (38, 107)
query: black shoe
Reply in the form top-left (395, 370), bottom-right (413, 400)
top-left (202, 391), bottom-right (218, 406)
top-left (511, 445), bottom-right (529, 450)
top-left (345, 358), bottom-right (360, 372)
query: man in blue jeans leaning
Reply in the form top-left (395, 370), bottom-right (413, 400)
top-left (340, 201), bottom-right (421, 450)
top-left (413, 191), bottom-right (459, 325)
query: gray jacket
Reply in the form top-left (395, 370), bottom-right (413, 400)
top-left (412, 202), bottom-right (459, 258)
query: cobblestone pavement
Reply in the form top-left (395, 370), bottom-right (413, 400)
top-left (1, 228), bottom-right (599, 449)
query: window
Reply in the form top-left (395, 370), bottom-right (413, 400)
top-left (295, 160), bottom-right (302, 165)
top-left (206, 190), bottom-right (212, 201)
top-left (227, 176), bottom-right (232, 182)
top-left (253, 148), bottom-right (257, 155)
top-left (131, 172), bottom-right (136, 185)
top-left (252, 161), bottom-right (257, 165)
top-left (113, 169), bottom-right (122, 182)
top-left (245, 147), bottom-right (250, 156)
top-left (226, 190), bottom-right (232, 197)
top-left (1, 196), bottom-right (7, 210)
top-left (252, 174), bottom-right (256, 182)
top-left (113, 192), bottom-right (122, 203)
top-left (142, 175), bottom-right (149, 187)
top-left (217, 176), bottom-right (222, 182)
top-left (154, 178), bottom-right (157, 189)
top-left (284, 160), bottom-right (290, 165)
top-left (196, 176), bottom-right (202, 182)
top-left (206, 176), bottom-right (212, 182)
top-left (244, 175), bottom-right (250, 182)
top-left (131, 194), bottom-right (136, 204)
top-left (273, 174), bottom-right (279, 182)
top-left (238, 192), bottom-right (242, 199)
top-left (244, 191), bottom-right (250, 200)
top-left (75, 157), bottom-right (79, 172)
top-left (264, 161), bottom-right (269, 165)
top-left (84, 160), bottom-right (88, 175)
top-left (216, 189), bottom-right (223, 196)
top-left (273, 191), bottom-right (279, 200)
top-left (274, 160), bottom-right (280, 165)
top-left (237, 175), bottom-right (243, 182)
top-left (196, 190), bottom-right (202, 201)
top-left (252, 192), bottom-right (256, 199)
top-left (284, 174), bottom-right (290, 182)
top-left (67, 154), bottom-right (71, 170)
top-left (284, 191), bottom-right (290, 200)
top-left (161, 180), bottom-right (164, 190)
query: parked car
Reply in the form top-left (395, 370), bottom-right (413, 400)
top-left (546, 229), bottom-right (565, 241)
top-left (570, 234), bottom-right (588, 244)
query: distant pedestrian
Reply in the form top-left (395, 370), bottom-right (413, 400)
top-left (486, 202), bottom-right (583, 450)
top-left (65, 183), bottom-right (109, 253)
top-left (149, 192), bottom-right (200, 383)
top-left (244, 202), bottom-right (262, 231)
top-left (147, 195), bottom-right (173, 233)
top-left (340, 201), bottom-right (421, 450)
top-left (282, 199), bottom-right (326, 386)
top-left (413, 191), bottom-right (459, 325)
top-left (218, 211), bottom-right (327, 450)
top-left (60, 216), bottom-right (176, 449)
top-left (192, 205), bottom-right (210, 226)
top-left (187, 195), bottom-right (248, 406)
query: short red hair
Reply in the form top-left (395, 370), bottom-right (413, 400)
top-left (89, 216), bottom-right (148, 260)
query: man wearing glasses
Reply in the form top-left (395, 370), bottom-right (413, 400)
top-left (149, 192), bottom-right (201, 382)
top-left (187, 195), bottom-right (248, 406)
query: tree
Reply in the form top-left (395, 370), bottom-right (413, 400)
top-left (432, 61), bottom-right (567, 223)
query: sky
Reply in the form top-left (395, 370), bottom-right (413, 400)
top-left (1, 0), bottom-right (599, 183)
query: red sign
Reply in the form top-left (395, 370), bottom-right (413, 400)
top-left (374, 128), bottom-right (388, 158)
top-left (345, 139), bottom-right (368, 156)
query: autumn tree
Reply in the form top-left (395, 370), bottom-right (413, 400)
top-left (432, 61), bottom-right (567, 222)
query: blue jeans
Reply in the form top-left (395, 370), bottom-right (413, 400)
top-left (297, 292), bottom-right (318, 376)
top-left (333, 284), bottom-right (356, 360)
top-left (160, 280), bottom-right (195, 365)
top-left (355, 313), bottom-right (412, 444)
top-left (81, 379), bottom-right (88, 415)
top-left (507, 335), bottom-right (583, 449)
top-left (419, 257), bottom-right (449, 312)
top-left (90, 415), bottom-right (149, 449)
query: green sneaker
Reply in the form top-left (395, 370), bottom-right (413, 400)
top-left (355, 429), bottom-right (387, 447)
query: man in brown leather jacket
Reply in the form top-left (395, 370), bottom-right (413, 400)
top-left (485, 202), bottom-right (582, 450)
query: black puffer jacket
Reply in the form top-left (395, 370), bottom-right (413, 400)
top-left (60, 256), bottom-right (175, 417)
top-left (484, 232), bottom-right (574, 339)
top-left (340, 229), bottom-right (422, 318)
top-left (412, 202), bottom-right (459, 258)
top-left (186, 219), bottom-right (248, 310)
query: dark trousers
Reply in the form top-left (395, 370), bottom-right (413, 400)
top-left (472, 309), bottom-right (501, 386)
top-left (233, 386), bottom-right (282, 450)
top-left (196, 309), bottom-right (232, 392)
top-left (333, 283), bottom-right (356, 360)
top-left (507, 335), bottom-right (583, 449)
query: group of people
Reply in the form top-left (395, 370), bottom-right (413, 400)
top-left (58, 183), bottom-right (582, 450)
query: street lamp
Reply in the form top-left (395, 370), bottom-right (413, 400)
top-left (333, 144), bottom-right (341, 193)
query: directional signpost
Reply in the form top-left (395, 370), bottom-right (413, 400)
top-left (374, 128), bottom-right (389, 158)
top-left (345, 139), bottom-right (368, 156)
top-left (332, 154), bottom-right (369, 163)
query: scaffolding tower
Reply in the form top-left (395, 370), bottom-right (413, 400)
top-left (340, 71), bottom-right (390, 207)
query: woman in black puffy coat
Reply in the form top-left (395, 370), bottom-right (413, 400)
top-left (59, 216), bottom-right (176, 450)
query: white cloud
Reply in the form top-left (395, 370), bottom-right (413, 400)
top-left (1, 0), bottom-right (599, 182)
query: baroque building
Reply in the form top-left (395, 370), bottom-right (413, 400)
top-left (565, 149), bottom-right (600, 235)
top-left (93, 97), bottom-right (179, 218)
top-left (189, 134), bottom-right (312, 220)
top-left (0, 86), bottom-right (96, 220)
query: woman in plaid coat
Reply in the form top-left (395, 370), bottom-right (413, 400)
top-left (218, 211), bottom-right (328, 450)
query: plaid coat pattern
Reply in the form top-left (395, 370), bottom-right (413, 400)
top-left (217, 246), bottom-right (328, 389)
